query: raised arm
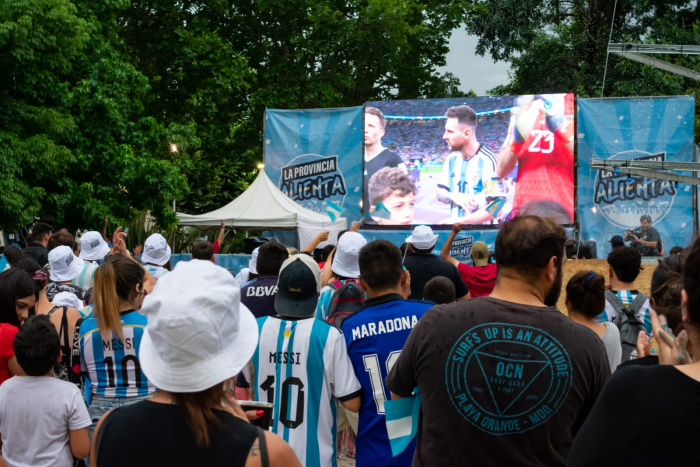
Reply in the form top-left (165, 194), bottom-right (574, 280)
top-left (302, 231), bottom-right (329, 253)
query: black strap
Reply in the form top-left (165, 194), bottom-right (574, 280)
top-left (47, 305), bottom-right (61, 317)
top-left (94, 407), bottom-right (121, 465)
top-left (60, 306), bottom-right (69, 354)
top-left (70, 317), bottom-right (85, 384)
top-left (256, 426), bottom-right (270, 467)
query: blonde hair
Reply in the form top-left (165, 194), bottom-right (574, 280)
top-left (92, 256), bottom-right (144, 340)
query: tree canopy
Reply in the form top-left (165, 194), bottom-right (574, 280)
top-left (471, 0), bottom-right (700, 136)
top-left (0, 0), bottom-right (473, 232)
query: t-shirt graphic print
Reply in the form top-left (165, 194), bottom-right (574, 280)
top-left (445, 323), bottom-right (572, 434)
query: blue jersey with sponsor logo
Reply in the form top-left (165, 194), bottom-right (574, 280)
top-left (340, 294), bottom-right (432, 467)
top-left (79, 310), bottom-right (155, 397)
top-left (240, 276), bottom-right (279, 319)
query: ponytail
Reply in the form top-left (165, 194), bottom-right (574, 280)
top-left (93, 256), bottom-right (144, 341)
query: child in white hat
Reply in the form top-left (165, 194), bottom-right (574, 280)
top-left (315, 232), bottom-right (367, 321)
top-left (141, 234), bottom-right (172, 281)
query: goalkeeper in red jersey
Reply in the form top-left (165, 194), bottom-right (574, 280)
top-left (496, 93), bottom-right (575, 222)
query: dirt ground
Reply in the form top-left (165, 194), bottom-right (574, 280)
top-left (557, 258), bottom-right (656, 314)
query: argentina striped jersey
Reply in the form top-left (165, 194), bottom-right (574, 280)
top-left (72, 261), bottom-right (99, 290)
top-left (79, 310), bottom-right (155, 397)
top-left (596, 289), bottom-right (652, 335)
top-left (438, 145), bottom-right (498, 218)
top-left (146, 265), bottom-right (168, 281)
top-left (243, 316), bottom-right (361, 467)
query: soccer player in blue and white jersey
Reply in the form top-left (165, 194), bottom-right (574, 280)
top-left (244, 254), bottom-right (361, 467)
top-left (437, 105), bottom-right (500, 225)
top-left (341, 240), bottom-right (433, 467)
top-left (79, 255), bottom-right (156, 440)
top-left (596, 246), bottom-right (653, 334)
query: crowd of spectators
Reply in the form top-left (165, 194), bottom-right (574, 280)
top-left (0, 215), bottom-right (697, 466)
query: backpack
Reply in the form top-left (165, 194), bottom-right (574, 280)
top-left (325, 279), bottom-right (364, 328)
top-left (605, 290), bottom-right (648, 363)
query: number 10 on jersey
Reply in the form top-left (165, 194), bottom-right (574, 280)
top-left (363, 351), bottom-right (401, 414)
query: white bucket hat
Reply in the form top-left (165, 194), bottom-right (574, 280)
top-left (142, 233), bottom-right (172, 266)
top-left (249, 247), bottom-right (260, 275)
top-left (139, 259), bottom-right (258, 393)
top-left (406, 225), bottom-right (438, 250)
top-left (331, 232), bottom-right (367, 279)
top-left (79, 231), bottom-right (110, 261)
top-left (48, 246), bottom-right (85, 282)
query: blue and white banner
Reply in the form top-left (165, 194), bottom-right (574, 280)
top-left (264, 107), bottom-right (364, 222)
top-left (578, 97), bottom-right (695, 256)
top-left (385, 387), bottom-right (422, 456)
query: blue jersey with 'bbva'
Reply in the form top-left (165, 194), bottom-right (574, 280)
top-left (340, 294), bottom-right (433, 467)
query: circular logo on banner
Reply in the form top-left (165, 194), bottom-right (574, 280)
top-left (445, 323), bottom-right (572, 435)
top-left (592, 149), bottom-right (677, 229)
top-left (278, 154), bottom-right (347, 214)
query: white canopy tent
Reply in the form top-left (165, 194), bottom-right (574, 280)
top-left (176, 170), bottom-right (347, 247)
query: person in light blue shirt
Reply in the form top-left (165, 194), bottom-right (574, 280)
top-left (141, 233), bottom-right (171, 280)
top-left (79, 255), bottom-right (155, 448)
top-left (596, 246), bottom-right (652, 335)
top-left (73, 231), bottom-right (110, 290)
top-left (315, 232), bottom-right (366, 321)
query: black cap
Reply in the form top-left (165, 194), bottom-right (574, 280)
top-left (274, 256), bottom-right (320, 318)
top-left (610, 235), bottom-right (624, 247)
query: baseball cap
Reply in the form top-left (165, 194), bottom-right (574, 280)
top-left (79, 231), bottom-right (110, 261)
top-left (331, 232), bottom-right (367, 278)
top-left (610, 235), bottom-right (624, 248)
top-left (249, 247), bottom-right (260, 274)
top-left (275, 255), bottom-right (322, 318)
top-left (142, 233), bottom-right (172, 266)
top-left (138, 259), bottom-right (258, 393)
top-left (471, 241), bottom-right (489, 267)
top-left (406, 225), bottom-right (438, 250)
top-left (48, 246), bottom-right (85, 282)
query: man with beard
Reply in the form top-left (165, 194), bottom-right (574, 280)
top-left (437, 105), bottom-right (500, 225)
top-left (385, 215), bottom-right (610, 467)
top-left (625, 214), bottom-right (661, 256)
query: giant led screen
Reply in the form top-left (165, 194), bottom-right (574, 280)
top-left (363, 94), bottom-right (575, 226)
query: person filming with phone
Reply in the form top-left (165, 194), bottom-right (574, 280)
top-left (624, 214), bottom-right (661, 256)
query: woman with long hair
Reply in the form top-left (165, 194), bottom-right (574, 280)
top-left (78, 254), bottom-right (155, 446)
top-left (12, 257), bottom-right (82, 383)
top-left (90, 259), bottom-right (300, 467)
top-left (634, 253), bottom-right (687, 361)
top-left (0, 268), bottom-right (37, 384)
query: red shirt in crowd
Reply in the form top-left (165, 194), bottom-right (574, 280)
top-left (457, 262), bottom-right (497, 298)
top-left (0, 324), bottom-right (19, 385)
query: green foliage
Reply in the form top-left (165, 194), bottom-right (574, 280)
top-left (1, 0), bottom-right (475, 233)
top-left (478, 0), bottom-right (700, 139)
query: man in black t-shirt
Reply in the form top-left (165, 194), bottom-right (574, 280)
top-left (363, 107), bottom-right (405, 215)
top-left (402, 225), bottom-right (469, 301)
top-left (625, 214), bottom-right (661, 256)
top-left (386, 215), bottom-right (610, 467)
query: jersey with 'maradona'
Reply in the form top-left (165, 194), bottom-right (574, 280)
top-left (243, 316), bottom-right (361, 467)
top-left (341, 294), bottom-right (433, 467)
